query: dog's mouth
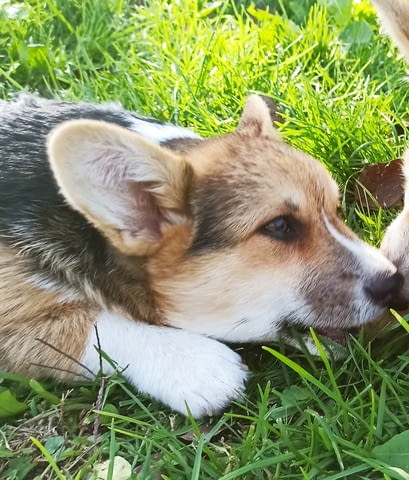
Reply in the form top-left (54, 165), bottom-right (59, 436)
top-left (313, 325), bottom-right (360, 344)
top-left (282, 322), bottom-right (361, 345)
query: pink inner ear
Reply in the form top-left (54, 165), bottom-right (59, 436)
top-left (88, 149), bottom-right (165, 241)
top-left (127, 183), bottom-right (164, 241)
top-left (92, 147), bottom-right (132, 185)
top-left (84, 146), bottom-right (187, 241)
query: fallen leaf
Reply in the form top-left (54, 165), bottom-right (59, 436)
top-left (355, 159), bottom-right (404, 210)
top-left (0, 389), bottom-right (28, 418)
top-left (178, 425), bottom-right (213, 443)
top-left (93, 455), bottom-right (132, 480)
top-left (340, 20), bottom-right (373, 46)
top-left (44, 436), bottom-right (65, 461)
top-left (372, 430), bottom-right (409, 469)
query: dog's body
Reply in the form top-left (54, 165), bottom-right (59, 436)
top-left (0, 93), bottom-right (402, 416)
top-left (372, 0), bottom-right (409, 301)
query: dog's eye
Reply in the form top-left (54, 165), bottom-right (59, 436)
top-left (260, 215), bottom-right (302, 242)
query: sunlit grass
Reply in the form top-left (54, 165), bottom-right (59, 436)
top-left (2, 0), bottom-right (409, 478)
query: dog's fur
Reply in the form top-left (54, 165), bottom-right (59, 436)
top-left (373, 0), bottom-right (409, 304)
top-left (0, 93), bottom-right (402, 416)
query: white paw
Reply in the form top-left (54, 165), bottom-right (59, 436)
top-left (82, 313), bottom-right (249, 417)
top-left (153, 333), bottom-right (248, 417)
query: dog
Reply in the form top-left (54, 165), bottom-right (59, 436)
top-left (0, 93), bottom-right (402, 417)
top-left (372, 0), bottom-right (409, 306)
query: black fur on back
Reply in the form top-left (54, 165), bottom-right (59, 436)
top-left (0, 95), bottom-right (168, 319)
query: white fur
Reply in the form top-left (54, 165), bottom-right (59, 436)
top-left (381, 211), bottom-right (409, 261)
top-left (128, 117), bottom-right (200, 144)
top-left (164, 269), bottom-right (308, 342)
top-left (323, 215), bottom-right (396, 276)
top-left (81, 312), bottom-right (248, 417)
top-left (382, 210), bottom-right (409, 298)
top-left (372, 0), bottom-right (409, 63)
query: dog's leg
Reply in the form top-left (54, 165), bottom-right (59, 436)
top-left (2, 305), bottom-right (247, 416)
top-left (81, 312), bottom-right (248, 417)
top-left (0, 302), bottom-right (97, 380)
top-left (0, 245), bottom-right (247, 415)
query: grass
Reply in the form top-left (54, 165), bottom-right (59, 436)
top-left (2, 0), bottom-right (409, 478)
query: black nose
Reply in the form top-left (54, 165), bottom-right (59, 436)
top-left (365, 271), bottom-right (404, 306)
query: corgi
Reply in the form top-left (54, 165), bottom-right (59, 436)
top-left (0, 93), bottom-right (402, 417)
top-left (372, 0), bottom-right (409, 306)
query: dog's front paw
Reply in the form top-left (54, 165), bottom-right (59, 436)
top-left (83, 315), bottom-right (248, 417)
top-left (128, 327), bottom-right (248, 417)
top-left (162, 336), bottom-right (248, 417)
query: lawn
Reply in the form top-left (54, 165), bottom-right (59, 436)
top-left (1, 0), bottom-right (409, 478)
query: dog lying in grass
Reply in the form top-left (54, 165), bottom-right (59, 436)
top-left (372, 0), bottom-right (409, 308)
top-left (0, 93), bottom-right (403, 416)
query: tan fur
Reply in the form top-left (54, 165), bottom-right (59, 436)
top-left (0, 92), bottom-right (399, 386)
top-left (0, 245), bottom-right (60, 324)
top-left (150, 137), bottom-right (339, 273)
top-left (372, 0), bottom-right (409, 63)
top-left (236, 95), bottom-right (281, 138)
top-left (0, 244), bottom-right (95, 378)
top-left (148, 131), bottom-right (378, 339)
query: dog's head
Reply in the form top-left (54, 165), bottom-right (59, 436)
top-left (47, 95), bottom-right (401, 346)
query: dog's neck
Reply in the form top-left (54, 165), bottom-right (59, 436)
top-left (89, 245), bottom-right (161, 324)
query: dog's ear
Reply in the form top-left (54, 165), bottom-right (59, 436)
top-left (48, 120), bottom-right (192, 256)
top-left (236, 94), bottom-right (280, 138)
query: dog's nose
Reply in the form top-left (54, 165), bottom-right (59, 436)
top-left (365, 271), bottom-right (404, 306)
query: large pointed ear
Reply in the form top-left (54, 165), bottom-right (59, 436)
top-left (47, 119), bottom-right (192, 256)
top-left (236, 94), bottom-right (281, 138)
